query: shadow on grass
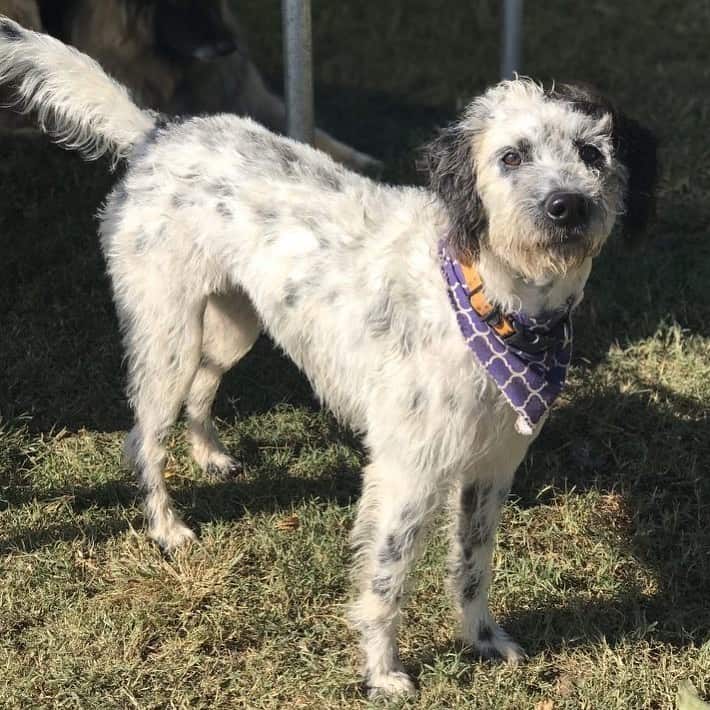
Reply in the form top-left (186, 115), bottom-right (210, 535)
top-left (0, 386), bottom-right (362, 554)
top-left (3, 379), bottom-right (708, 663)
top-left (0, 472), bottom-right (361, 556)
top-left (414, 581), bottom-right (706, 692)
top-left (496, 381), bottom-right (710, 658)
top-left (572, 231), bottom-right (710, 368)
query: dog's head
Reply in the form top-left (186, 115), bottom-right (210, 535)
top-left (424, 79), bottom-right (658, 279)
top-left (155, 0), bottom-right (243, 61)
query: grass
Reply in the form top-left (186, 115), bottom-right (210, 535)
top-left (1, 0), bottom-right (710, 707)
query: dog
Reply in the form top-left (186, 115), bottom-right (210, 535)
top-left (0, 0), bottom-right (381, 173)
top-left (0, 17), bottom-right (657, 698)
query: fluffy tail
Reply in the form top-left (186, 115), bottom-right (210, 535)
top-left (0, 16), bottom-right (156, 160)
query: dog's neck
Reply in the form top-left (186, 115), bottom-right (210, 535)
top-left (475, 249), bottom-right (591, 317)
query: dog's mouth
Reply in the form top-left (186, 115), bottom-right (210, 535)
top-left (534, 217), bottom-right (593, 247)
top-left (550, 222), bottom-right (589, 244)
top-left (521, 216), bottom-right (607, 270)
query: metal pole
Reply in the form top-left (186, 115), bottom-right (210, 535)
top-left (501, 0), bottom-right (523, 80)
top-left (282, 0), bottom-right (314, 144)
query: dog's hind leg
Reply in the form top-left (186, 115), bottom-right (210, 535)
top-left (449, 469), bottom-right (526, 664)
top-left (348, 460), bottom-right (438, 698)
top-left (185, 289), bottom-right (261, 479)
top-left (123, 296), bottom-right (206, 552)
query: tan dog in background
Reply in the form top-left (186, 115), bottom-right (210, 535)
top-left (0, 0), bottom-right (380, 173)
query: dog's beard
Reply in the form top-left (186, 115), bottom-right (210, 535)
top-left (484, 212), bottom-right (608, 280)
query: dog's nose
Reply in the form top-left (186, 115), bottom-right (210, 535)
top-left (544, 192), bottom-right (589, 227)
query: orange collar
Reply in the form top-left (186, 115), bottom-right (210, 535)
top-left (458, 261), bottom-right (517, 339)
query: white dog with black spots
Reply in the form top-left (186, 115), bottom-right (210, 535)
top-left (0, 16), bottom-right (657, 698)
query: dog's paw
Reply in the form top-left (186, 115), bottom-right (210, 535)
top-left (467, 621), bottom-right (527, 665)
top-left (366, 670), bottom-right (416, 699)
top-left (150, 519), bottom-right (197, 552)
top-left (204, 453), bottom-right (241, 480)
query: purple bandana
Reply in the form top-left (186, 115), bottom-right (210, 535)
top-left (440, 243), bottom-right (573, 435)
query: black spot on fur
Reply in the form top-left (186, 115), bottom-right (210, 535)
top-left (462, 571), bottom-right (482, 602)
top-left (547, 82), bottom-right (658, 241)
top-left (421, 120), bottom-right (487, 262)
top-left (141, 115), bottom-right (171, 145)
top-left (211, 179), bottom-right (234, 198)
top-left (171, 193), bottom-right (185, 209)
top-left (0, 21), bottom-right (23, 41)
top-left (154, 114), bottom-right (170, 130)
top-left (254, 204), bottom-right (279, 223)
top-left (517, 138), bottom-right (533, 160)
top-left (478, 623), bottom-right (493, 643)
top-left (379, 533), bottom-right (401, 563)
top-left (216, 202), bottom-right (233, 219)
top-left (410, 389), bottom-right (425, 413)
top-left (283, 280), bottom-right (300, 308)
top-left (371, 575), bottom-right (392, 597)
top-left (378, 523), bottom-right (420, 564)
top-left (459, 482), bottom-right (495, 547)
top-left (461, 483), bottom-right (478, 512)
top-left (445, 389), bottom-right (459, 412)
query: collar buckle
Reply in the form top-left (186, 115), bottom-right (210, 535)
top-left (483, 304), bottom-right (557, 354)
top-left (504, 320), bottom-right (557, 354)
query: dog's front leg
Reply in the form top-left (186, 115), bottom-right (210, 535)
top-left (449, 474), bottom-right (526, 663)
top-left (348, 461), bottom-right (436, 698)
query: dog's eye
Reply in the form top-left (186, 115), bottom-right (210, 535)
top-left (579, 144), bottom-right (603, 166)
top-left (502, 151), bottom-right (522, 167)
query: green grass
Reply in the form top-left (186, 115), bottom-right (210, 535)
top-left (1, 0), bottom-right (710, 707)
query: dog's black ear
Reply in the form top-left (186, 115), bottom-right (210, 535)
top-left (613, 114), bottom-right (658, 241)
top-left (421, 122), bottom-right (487, 262)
